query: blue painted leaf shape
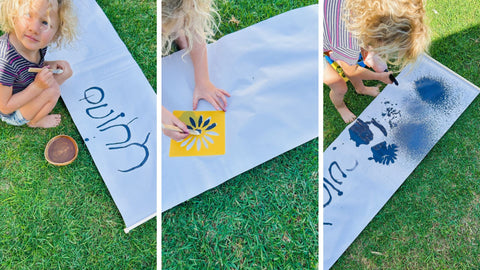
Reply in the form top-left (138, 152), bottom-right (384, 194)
top-left (187, 125), bottom-right (194, 130)
top-left (198, 116), bottom-right (203, 127)
top-left (202, 118), bottom-right (211, 128)
top-left (189, 117), bottom-right (196, 128)
top-left (206, 123), bottom-right (217, 130)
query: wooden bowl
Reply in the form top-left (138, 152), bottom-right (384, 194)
top-left (44, 135), bottom-right (78, 166)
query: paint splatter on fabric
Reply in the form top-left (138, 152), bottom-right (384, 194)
top-left (414, 77), bottom-right (448, 105)
top-left (381, 101), bottom-right (401, 128)
top-left (368, 141), bottom-right (398, 165)
top-left (392, 122), bottom-right (431, 157)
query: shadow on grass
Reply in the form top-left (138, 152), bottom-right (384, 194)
top-left (429, 24), bottom-right (480, 86)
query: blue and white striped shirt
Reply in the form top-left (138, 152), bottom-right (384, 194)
top-left (323, 0), bottom-right (361, 66)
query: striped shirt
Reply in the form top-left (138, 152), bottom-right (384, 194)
top-left (0, 34), bottom-right (47, 95)
top-left (323, 0), bottom-right (360, 66)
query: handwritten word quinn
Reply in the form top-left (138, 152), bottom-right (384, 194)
top-left (323, 160), bottom-right (358, 226)
top-left (80, 87), bottom-right (151, 173)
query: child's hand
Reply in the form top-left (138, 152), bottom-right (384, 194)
top-left (193, 80), bottom-right (230, 111)
top-left (162, 106), bottom-right (189, 141)
top-left (32, 68), bottom-right (58, 90)
top-left (44, 60), bottom-right (73, 85)
top-left (378, 71), bottom-right (394, 85)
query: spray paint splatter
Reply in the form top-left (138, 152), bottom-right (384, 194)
top-left (368, 141), bottom-right (398, 165)
top-left (414, 77), bottom-right (448, 105)
top-left (349, 119), bottom-right (374, 147)
top-left (393, 122), bottom-right (431, 157)
top-left (349, 118), bottom-right (387, 147)
top-left (381, 101), bottom-right (401, 128)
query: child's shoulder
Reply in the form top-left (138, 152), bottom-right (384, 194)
top-left (0, 34), bottom-right (16, 64)
top-left (0, 34), bottom-right (11, 56)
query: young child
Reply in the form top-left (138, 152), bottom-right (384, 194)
top-left (0, 0), bottom-right (76, 128)
top-left (161, 0), bottom-right (230, 141)
top-left (324, 0), bottom-right (430, 123)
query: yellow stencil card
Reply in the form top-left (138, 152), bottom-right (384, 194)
top-left (169, 111), bottom-right (226, 157)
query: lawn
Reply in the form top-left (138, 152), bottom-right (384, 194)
top-left (0, 1), bottom-right (156, 269)
top-left (324, 0), bottom-right (480, 268)
top-left (161, 1), bottom-right (319, 269)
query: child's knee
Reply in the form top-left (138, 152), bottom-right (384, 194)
top-left (44, 86), bottom-right (61, 100)
top-left (328, 81), bottom-right (348, 95)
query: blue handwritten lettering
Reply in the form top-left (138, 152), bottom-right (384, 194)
top-left (80, 86), bottom-right (151, 173)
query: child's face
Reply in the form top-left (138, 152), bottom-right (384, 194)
top-left (12, 0), bottom-right (59, 52)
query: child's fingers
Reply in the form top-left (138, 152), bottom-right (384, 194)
top-left (164, 129), bottom-right (188, 141)
top-left (216, 91), bottom-right (228, 110)
top-left (219, 88), bottom-right (231, 97)
top-left (206, 96), bottom-right (222, 111)
top-left (173, 119), bottom-right (189, 134)
top-left (193, 95), bottom-right (220, 111)
top-left (192, 97), bottom-right (199, 110)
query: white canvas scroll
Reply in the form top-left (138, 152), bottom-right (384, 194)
top-left (47, 0), bottom-right (156, 232)
top-left (323, 54), bottom-right (480, 269)
top-left (162, 5), bottom-right (318, 211)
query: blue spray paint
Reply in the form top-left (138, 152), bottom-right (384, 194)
top-left (393, 122), bottom-right (431, 157)
top-left (381, 101), bottom-right (402, 128)
top-left (368, 141), bottom-right (398, 165)
top-left (349, 119), bottom-right (374, 147)
top-left (414, 77), bottom-right (448, 105)
top-left (349, 118), bottom-right (388, 147)
top-left (370, 118), bottom-right (387, 136)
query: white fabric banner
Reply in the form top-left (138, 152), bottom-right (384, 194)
top-left (162, 5), bottom-right (319, 211)
top-left (323, 54), bottom-right (479, 269)
top-left (47, 0), bottom-right (156, 232)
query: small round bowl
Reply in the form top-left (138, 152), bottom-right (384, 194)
top-left (44, 135), bottom-right (78, 166)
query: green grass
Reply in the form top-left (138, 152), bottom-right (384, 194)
top-left (0, 1), bottom-right (156, 269)
top-left (161, 1), bottom-right (319, 269)
top-left (325, 0), bottom-right (480, 269)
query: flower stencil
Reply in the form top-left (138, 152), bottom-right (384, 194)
top-left (180, 115), bottom-right (219, 151)
top-left (169, 111), bottom-right (225, 157)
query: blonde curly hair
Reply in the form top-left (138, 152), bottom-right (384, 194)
top-left (0, 0), bottom-right (77, 47)
top-left (343, 0), bottom-right (430, 68)
top-left (162, 0), bottom-right (218, 56)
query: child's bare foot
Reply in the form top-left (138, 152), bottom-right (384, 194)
top-left (28, 114), bottom-right (61, 128)
top-left (336, 105), bottom-right (357, 123)
top-left (329, 90), bottom-right (357, 123)
top-left (356, 85), bottom-right (380, 97)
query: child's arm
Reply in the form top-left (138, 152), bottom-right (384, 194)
top-left (337, 60), bottom-right (393, 85)
top-left (176, 35), bottom-right (231, 111)
top-left (0, 68), bottom-right (56, 114)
